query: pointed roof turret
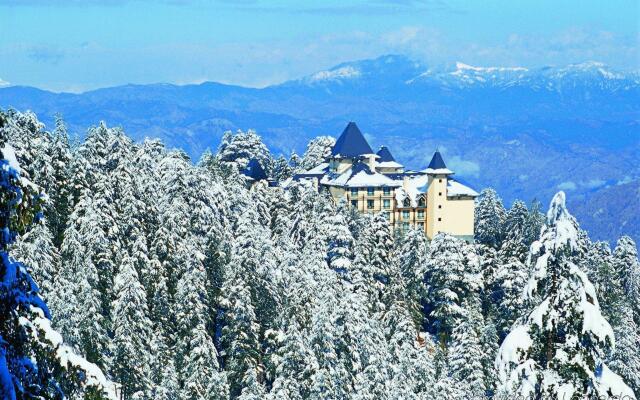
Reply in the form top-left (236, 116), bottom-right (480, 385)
top-left (424, 150), bottom-right (453, 174)
top-left (331, 122), bottom-right (373, 158)
top-left (376, 146), bottom-right (396, 162)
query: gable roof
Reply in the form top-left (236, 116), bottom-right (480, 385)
top-left (427, 150), bottom-right (447, 169)
top-left (331, 122), bottom-right (373, 158)
top-left (376, 146), bottom-right (396, 162)
top-left (242, 158), bottom-right (268, 181)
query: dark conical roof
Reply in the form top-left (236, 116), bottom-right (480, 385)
top-left (376, 146), bottom-right (395, 162)
top-left (331, 122), bottom-right (373, 158)
top-left (242, 158), bottom-right (268, 181)
top-left (427, 150), bottom-right (447, 169)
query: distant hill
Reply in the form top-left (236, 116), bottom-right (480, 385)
top-left (1, 54), bottom-right (638, 243)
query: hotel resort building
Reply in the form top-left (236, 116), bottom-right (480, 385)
top-left (293, 122), bottom-right (478, 241)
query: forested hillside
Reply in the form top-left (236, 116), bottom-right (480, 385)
top-left (2, 109), bottom-right (639, 399)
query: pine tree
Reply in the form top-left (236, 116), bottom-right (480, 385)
top-left (398, 228), bottom-right (429, 327)
top-left (47, 114), bottom-right (73, 247)
top-left (425, 234), bottom-right (480, 344)
top-left (174, 248), bottom-right (228, 400)
top-left (609, 304), bottom-right (640, 395)
top-left (474, 188), bottom-right (506, 249)
top-left (496, 192), bottom-right (635, 399)
top-left (499, 200), bottom-right (529, 263)
top-left (217, 129), bottom-right (271, 172)
top-left (220, 263), bottom-right (261, 398)
top-left (523, 199), bottom-right (545, 246)
top-left (352, 213), bottom-right (395, 313)
top-left (111, 256), bottom-right (153, 398)
top-left (0, 114), bottom-right (115, 399)
top-left (613, 236), bottom-right (640, 314)
top-left (583, 241), bottom-right (626, 327)
top-left (271, 155), bottom-right (293, 181)
top-left (11, 220), bottom-right (59, 298)
top-left (300, 136), bottom-right (335, 171)
top-left (58, 195), bottom-right (110, 369)
top-left (492, 258), bottom-right (528, 338)
top-left (449, 295), bottom-right (486, 399)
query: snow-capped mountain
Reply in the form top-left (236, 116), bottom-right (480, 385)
top-left (0, 54), bottom-right (638, 243)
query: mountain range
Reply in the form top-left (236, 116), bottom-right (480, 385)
top-left (1, 55), bottom-right (638, 244)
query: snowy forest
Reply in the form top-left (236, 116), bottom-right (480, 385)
top-left (1, 108), bottom-right (639, 400)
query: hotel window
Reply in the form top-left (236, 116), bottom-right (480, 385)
top-left (367, 187), bottom-right (375, 196)
top-left (367, 200), bottom-right (374, 209)
top-left (402, 222), bottom-right (409, 232)
top-left (383, 212), bottom-right (390, 220)
top-left (439, 192), bottom-right (442, 196)
top-left (351, 187), bottom-right (358, 196)
top-left (438, 217), bottom-right (442, 222)
top-left (383, 187), bottom-right (391, 195)
top-left (418, 222), bottom-right (424, 230)
top-left (439, 179), bottom-right (442, 183)
top-left (351, 200), bottom-right (358, 208)
top-left (383, 199), bottom-right (391, 209)
top-left (402, 210), bottom-right (410, 220)
top-left (438, 205), bottom-right (442, 209)
top-left (418, 198), bottom-right (426, 207)
top-left (417, 210), bottom-right (425, 219)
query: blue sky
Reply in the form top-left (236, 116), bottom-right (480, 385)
top-left (0, 0), bottom-right (638, 92)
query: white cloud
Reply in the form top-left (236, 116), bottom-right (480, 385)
top-left (0, 78), bottom-right (9, 87)
top-left (616, 175), bottom-right (635, 185)
top-left (557, 181), bottom-right (577, 191)
top-left (447, 155), bottom-right (480, 177)
top-left (583, 179), bottom-right (606, 189)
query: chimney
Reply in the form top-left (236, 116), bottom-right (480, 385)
top-left (367, 154), bottom-right (376, 170)
top-left (403, 176), bottom-right (410, 190)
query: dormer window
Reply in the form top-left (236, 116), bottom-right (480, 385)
top-left (403, 198), bottom-right (411, 208)
top-left (418, 197), bottom-right (426, 207)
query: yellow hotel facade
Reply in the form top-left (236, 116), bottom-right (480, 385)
top-left (294, 122), bottom-right (478, 241)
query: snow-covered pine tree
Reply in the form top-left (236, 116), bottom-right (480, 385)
top-left (492, 257), bottom-right (528, 339)
top-left (216, 129), bottom-right (272, 172)
top-left (499, 200), bottom-right (529, 263)
top-left (45, 115), bottom-right (73, 244)
top-left (110, 256), bottom-right (153, 398)
top-left (523, 199), bottom-right (545, 246)
top-left (449, 295), bottom-right (487, 399)
top-left (397, 228), bottom-right (429, 327)
top-left (583, 241), bottom-right (626, 327)
top-left (352, 213), bottom-right (395, 313)
top-left (308, 268), bottom-right (349, 399)
top-left (425, 234), bottom-right (480, 344)
top-left (609, 303), bottom-right (640, 395)
top-left (613, 236), bottom-right (640, 315)
top-left (57, 194), bottom-right (111, 369)
top-left (288, 152), bottom-right (302, 173)
top-left (219, 264), bottom-right (262, 398)
top-left (382, 267), bottom-right (436, 400)
top-left (496, 191), bottom-right (636, 399)
top-left (175, 247), bottom-right (228, 400)
top-left (480, 317), bottom-right (499, 396)
top-left (300, 136), bottom-right (335, 171)
top-left (11, 220), bottom-right (59, 299)
top-left (474, 188), bottom-right (506, 249)
top-left (271, 155), bottom-right (293, 182)
top-left (0, 114), bottom-right (115, 399)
